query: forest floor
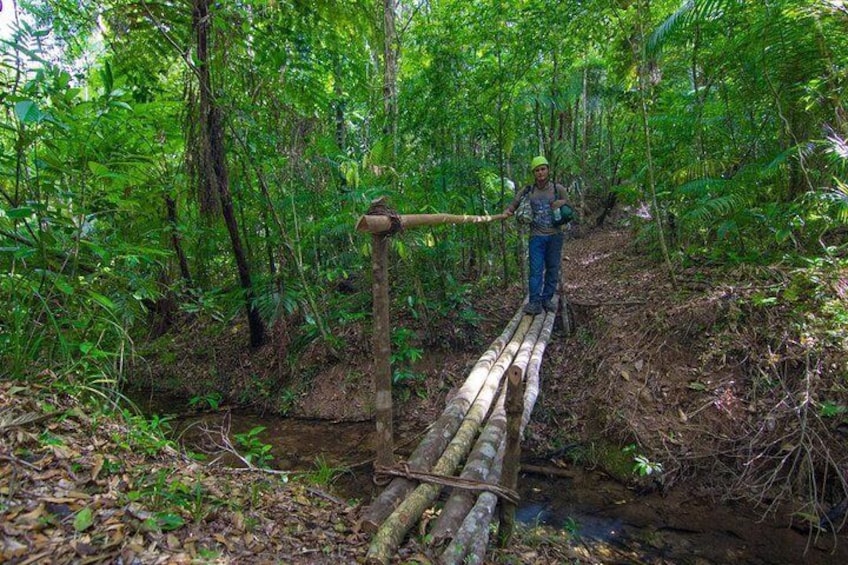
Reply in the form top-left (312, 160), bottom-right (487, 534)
top-left (3, 217), bottom-right (848, 563)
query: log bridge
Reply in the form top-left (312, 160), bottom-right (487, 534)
top-left (356, 200), bottom-right (562, 564)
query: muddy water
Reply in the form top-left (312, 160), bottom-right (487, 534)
top-left (129, 392), bottom-right (847, 564)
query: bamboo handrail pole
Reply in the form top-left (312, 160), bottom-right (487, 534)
top-left (356, 213), bottom-right (508, 234)
top-left (360, 308), bottom-right (525, 532)
top-left (365, 316), bottom-right (533, 564)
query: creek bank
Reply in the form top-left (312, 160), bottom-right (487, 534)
top-left (125, 391), bottom-right (848, 564)
top-left (126, 220), bottom-right (848, 561)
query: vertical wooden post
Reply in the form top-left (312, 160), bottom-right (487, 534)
top-left (372, 233), bottom-right (394, 468)
top-left (498, 365), bottom-right (525, 547)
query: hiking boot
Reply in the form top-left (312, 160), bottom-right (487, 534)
top-left (523, 302), bottom-right (543, 315)
top-left (543, 300), bottom-right (557, 313)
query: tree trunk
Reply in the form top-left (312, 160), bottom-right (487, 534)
top-left (194, 0), bottom-right (266, 347)
top-left (633, 0), bottom-right (676, 287)
top-left (165, 195), bottom-right (192, 285)
top-left (440, 490), bottom-right (500, 565)
top-left (430, 394), bottom-right (507, 545)
top-left (361, 308), bottom-right (525, 531)
top-left (383, 0), bottom-right (398, 165)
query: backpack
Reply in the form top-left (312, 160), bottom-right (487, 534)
top-left (515, 185), bottom-right (574, 227)
top-left (514, 186), bottom-right (533, 225)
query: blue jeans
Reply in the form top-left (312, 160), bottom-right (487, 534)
top-left (528, 233), bottom-right (564, 305)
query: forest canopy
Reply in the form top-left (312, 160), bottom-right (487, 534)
top-left (2, 0), bottom-right (847, 384)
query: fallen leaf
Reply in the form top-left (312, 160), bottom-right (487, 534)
top-left (166, 533), bottom-right (181, 550)
top-left (1, 538), bottom-right (29, 558)
top-left (74, 507), bottom-right (94, 532)
top-left (72, 540), bottom-right (98, 556)
top-left (90, 455), bottom-right (104, 481)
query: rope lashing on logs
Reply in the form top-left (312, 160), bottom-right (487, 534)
top-left (374, 464), bottom-right (520, 505)
top-left (366, 198), bottom-right (403, 236)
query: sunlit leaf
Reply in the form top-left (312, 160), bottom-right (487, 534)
top-left (73, 507), bottom-right (94, 532)
top-left (14, 100), bottom-right (41, 124)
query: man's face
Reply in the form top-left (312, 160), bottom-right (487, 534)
top-left (533, 165), bottom-right (549, 184)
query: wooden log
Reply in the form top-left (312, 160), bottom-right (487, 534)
top-left (438, 298), bottom-right (559, 565)
top-left (439, 491), bottom-right (499, 565)
top-left (365, 316), bottom-right (533, 564)
top-left (521, 296), bottom-right (557, 428)
top-left (497, 366), bottom-right (525, 547)
top-left (429, 314), bottom-right (546, 543)
top-left (371, 234), bottom-right (394, 468)
top-left (429, 396), bottom-right (507, 544)
top-left (356, 212), bottom-right (507, 234)
top-left (360, 308), bottom-right (525, 531)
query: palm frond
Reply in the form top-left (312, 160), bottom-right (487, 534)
top-left (0, 409), bottom-right (44, 431)
top-left (649, 0), bottom-right (696, 55)
top-left (825, 180), bottom-right (848, 224)
top-left (649, 0), bottom-right (740, 54)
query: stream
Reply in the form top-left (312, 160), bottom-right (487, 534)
top-left (128, 390), bottom-right (847, 564)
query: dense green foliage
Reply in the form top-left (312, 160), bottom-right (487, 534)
top-left (2, 0), bottom-right (846, 380)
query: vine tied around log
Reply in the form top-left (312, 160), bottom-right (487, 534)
top-left (373, 464), bottom-right (520, 505)
top-left (366, 199), bottom-right (403, 236)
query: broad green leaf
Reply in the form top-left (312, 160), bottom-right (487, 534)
top-left (156, 512), bottom-right (185, 531)
top-left (14, 101), bottom-right (41, 124)
top-left (73, 507), bottom-right (94, 532)
top-left (53, 276), bottom-right (74, 296)
top-left (4, 207), bottom-right (34, 219)
top-left (88, 291), bottom-right (116, 310)
top-left (88, 161), bottom-right (110, 176)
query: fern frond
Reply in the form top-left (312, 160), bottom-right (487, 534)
top-left (682, 193), bottom-right (748, 224)
top-left (678, 177), bottom-right (728, 197)
top-left (671, 159), bottom-right (731, 184)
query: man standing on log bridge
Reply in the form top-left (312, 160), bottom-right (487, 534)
top-left (502, 155), bottom-right (574, 315)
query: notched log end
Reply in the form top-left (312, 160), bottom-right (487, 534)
top-left (356, 214), bottom-right (402, 235)
top-left (507, 365), bottom-right (523, 385)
